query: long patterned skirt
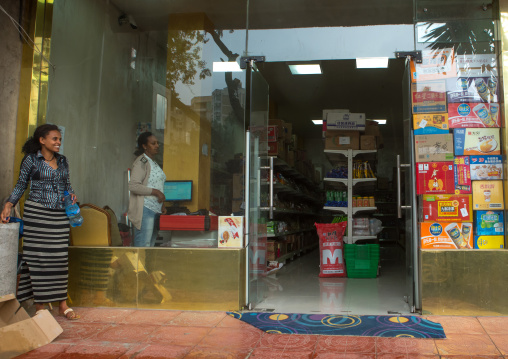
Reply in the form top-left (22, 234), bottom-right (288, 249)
top-left (17, 200), bottom-right (70, 303)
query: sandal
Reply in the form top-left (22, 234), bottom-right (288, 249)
top-left (62, 308), bottom-right (80, 320)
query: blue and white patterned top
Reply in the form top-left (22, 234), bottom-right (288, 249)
top-left (8, 151), bottom-right (74, 209)
top-left (143, 154), bottom-right (166, 214)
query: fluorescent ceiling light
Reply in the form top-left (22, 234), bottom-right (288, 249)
top-left (373, 119), bottom-right (387, 124)
top-left (213, 61), bottom-right (242, 72)
top-left (289, 64), bottom-right (322, 75)
top-left (356, 57), bottom-right (389, 69)
top-left (312, 119), bottom-right (323, 125)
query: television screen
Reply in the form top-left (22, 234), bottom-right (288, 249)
top-left (164, 181), bottom-right (192, 201)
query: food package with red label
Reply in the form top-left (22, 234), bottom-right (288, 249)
top-left (416, 162), bottom-right (455, 195)
top-left (421, 194), bottom-right (473, 223)
top-left (411, 81), bottom-right (447, 114)
top-left (315, 222), bottom-right (347, 278)
top-left (453, 156), bottom-right (471, 194)
top-left (420, 222), bottom-right (473, 249)
top-left (448, 103), bottom-right (500, 128)
top-left (218, 216), bottom-right (244, 248)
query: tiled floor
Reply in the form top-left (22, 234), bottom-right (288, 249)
top-left (13, 308), bottom-right (508, 358)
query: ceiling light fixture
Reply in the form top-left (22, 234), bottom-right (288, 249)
top-left (213, 61), bottom-right (242, 72)
top-left (312, 119), bottom-right (323, 125)
top-left (356, 57), bottom-right (389, 69)
top-left (289, 64), bottom-right (322, 75)
top-left (372, 119), bottom-right (387, 124)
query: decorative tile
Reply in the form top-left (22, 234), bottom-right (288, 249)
top-left (120, 309), bottom-right (182, 325)
top-left (119, 343), bottom-right (191, 359)
top-left (434, 334), bottom-right (501, 355)
top-left (197, 327), bottom-right (262, 349)
top-left (249, 348), bottom-right (313, 358)
top-left (488, 334), bottom-right (508, 355)
top-left (376, 337), bottom-right (437, 354)
top-left (92, 323), bottom-right (159, 343)
top-left (168, 311), bottom-right (227, 327)
top-left (77, 308), bottom-right (136, 323)
top-left (316, 335), bottom-right (376, 353)
top-left (377, 355), bottom-right (439, 359)
top-left (439, 355), bottom-right (504, 359)
top-left (258, 334), bottom-right (317, 350)
top-left (13, 343), bottom-right (71, 359)
top-left (313, 352), bottom-right (376, 359)
top-left (51, 341), bottom-right (132, 359)
top-left (477, 317), bottom-right (508, 335)
top-left (183, 346), bottom-right (252, 358)
top-left (52, 322), bottom-right (111, 344)
top-left (426, 316), bottom-right (487, 335)
top-left (147, 326), bottom-right (211, 346)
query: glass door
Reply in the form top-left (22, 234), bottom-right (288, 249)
top-left (245, 61), bottom-right (269, 308)
top-left (400, 58), bottom-right (420, 312)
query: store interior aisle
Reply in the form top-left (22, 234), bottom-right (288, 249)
top-left (254, 244), bottom-right (411, 315)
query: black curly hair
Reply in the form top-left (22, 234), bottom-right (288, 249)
top-left (21, 124), bottom-right (60, 154)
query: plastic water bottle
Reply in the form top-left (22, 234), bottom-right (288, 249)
top-left (63, 191), bottom-right (83, 227)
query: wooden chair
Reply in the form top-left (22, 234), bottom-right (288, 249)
top-left (70, 204), bottom-right (112, 246)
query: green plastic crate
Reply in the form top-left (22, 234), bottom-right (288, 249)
top-left (344, 244), bottom-right (379, 278)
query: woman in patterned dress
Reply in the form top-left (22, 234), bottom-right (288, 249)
top-left (1, 124), bottom-right (80, 320)
top-left (128, 132), bottom-right (167, 247)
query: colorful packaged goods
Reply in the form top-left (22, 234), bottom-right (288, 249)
top-left (315, 222), bottom-right (347, 278)
top-left (470, 155), bottom-right (503, 180)
top-left (416, 162), bottom-right (454, 195)
top-left (410, 48), bottom-right (456, 82)
top-left (420, 222), bottom-right (473, 249)
top-left (446, 76), bottom-right (499, 103)
top-left (413, 114), bottom-right (449, 135)
top-left (414, 134), bottom-right (454, 162)
top-left (453, 128), bottom-right (501, 156)
top-left (473, 235), bottom-right (505, 249)
top-left (474, 210), bottom-right (504, 236)
top-left (448, 103), bottom-right (500, 128)
top-left (421, 194), bottom-right (472, 223)
top-left (453, 156), bottom-right (471, 194)
top-left (472, 180), bottom-right (504, 210)
top-left (411, 81), bottom-right (447, 113)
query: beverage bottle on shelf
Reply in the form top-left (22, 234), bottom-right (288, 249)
top-left (63, 191), bottom-right (83, 227)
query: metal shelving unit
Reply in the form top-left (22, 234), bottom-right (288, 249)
top-left (323, 149), bottom-right (378, 244)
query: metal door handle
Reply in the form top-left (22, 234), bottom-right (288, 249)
top-left (397, 154), bottom-right (411, 218)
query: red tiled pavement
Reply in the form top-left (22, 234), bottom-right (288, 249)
top-left (11, 308), bottom-right (508, 358)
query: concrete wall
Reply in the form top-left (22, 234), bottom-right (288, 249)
top-left (46, 0), bottom-right (167, 220)
top-left (0, 0), bottom-right (24, 200)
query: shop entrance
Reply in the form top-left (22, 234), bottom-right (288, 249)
top-left (247, 58), bottom-right (419, 315)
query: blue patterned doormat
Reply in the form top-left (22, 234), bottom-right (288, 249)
top-left (227, 312), bottom-right (446, 338)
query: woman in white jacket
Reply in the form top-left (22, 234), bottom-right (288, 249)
top-left (128, 132), bottom-right (166, 247)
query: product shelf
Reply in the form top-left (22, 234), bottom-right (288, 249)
top-left (266, 228), bottom-right (315, 238)
top-left (352, 206), bottom-right (377, 214)
top-left (323, 206), bottom-right (348, 214)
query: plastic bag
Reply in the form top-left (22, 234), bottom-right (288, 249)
top-left (315, 222), bottom-right (347, 278)
top-left (369, 218), bottom-right (383, 235)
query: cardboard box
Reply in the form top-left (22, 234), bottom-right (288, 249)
top-left (413, 114), bottom-right (450, 135)
top-left (364, 120), bottom-right (381, 136)
top-left (360, 135), bottom-right (376, 150)
top-left (470, 155), bottom-right (503, 180)
top-left (231, 199), bottom-right (243, 213)
top-left (473, 235), bottom-right (505, 249)
top-left (420, 222), bottom-right (473, 249)
top-left (268, 140), bottom-right (286, 159)
top-left (218, 216), bottom-right (244, 248)
top-left (453, 128), bottom-right (501, 156)
top-left (446, 76), bottom-right (499, 103)
top-left (269, 119), bottom-right (286, 139)
top-left (448, 103), bottom-right (500, 128)
top-left (454, 156), bottom-right (471, 194)
top-left (473, 180), bottom-right (504, 210)
top-left (326, 112), bottom-right (366, 131)
top-left (421, 194), bottom-right (473, 222)
top-left (414, 134), bottom-right (454, 162)
top-left (416, 162), bottom-right (454, 195)
top-left (267, 125), bottom-right (278, 142)
top-left (285, 122), bottom-right (293, 142)
top-left (325, 130), bottom-right (360, 150)
top-left (474, 210), bottom-right (504, 236)
top-left (0, 294), bottom-right (63, 358)
top-left (410, 48), bottom-right (457, 83)
top-left (286, 150), bottom-right (295, 167)
top-left (411, 81), bottom-right (447, 113)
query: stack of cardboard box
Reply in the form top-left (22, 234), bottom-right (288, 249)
top-left (324, 110), bottom-right (383, 151)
